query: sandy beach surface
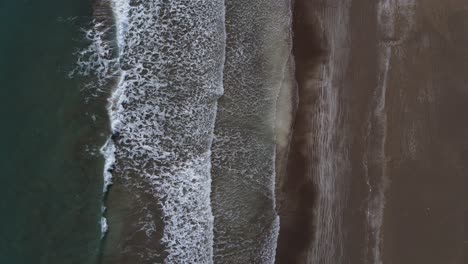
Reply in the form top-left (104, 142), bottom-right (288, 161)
top-left (277, 0), bottom-right (468, 263)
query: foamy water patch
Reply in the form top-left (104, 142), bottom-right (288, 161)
top-left (151, 155), bottom-right (214, 262)
top-left (72, 1), bottom-right (225, 256)
top-left (70, 21), bottom-right (119, 95)
top-left (100, 217), bottom-right (108, 237)
top-left (110, 0), bottom-right (130, 52)
top-left (103, 0), bottom-right (225, 261)
top-left (100, 138), bottom-right (116, 192)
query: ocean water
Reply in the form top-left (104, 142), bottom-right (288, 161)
top-left (0, 1), bottom-right (107, 263)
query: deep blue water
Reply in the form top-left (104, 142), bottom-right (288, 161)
top-left (0, 1), bottom-right (108, 263)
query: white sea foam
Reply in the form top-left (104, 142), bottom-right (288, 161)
top-left (70, 21), bottom-right (119, 94)
top-left (110, 0), bottom-right (130, 54)
top-left (102, 0), bottom-right (225, 262)
top-left (73, 0), bottom-right (225, 257)
top-left (100, 216), bottom-right (108, 237)
top-left (100, 138), bottom-right (115, 192)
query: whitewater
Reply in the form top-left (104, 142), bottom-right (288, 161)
top-left (101, 0), bottom-right (225, 262)
top-left (76, 0), bottom-right (292, 262)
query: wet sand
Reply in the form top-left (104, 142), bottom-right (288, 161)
top-left (277, 0), bottom-right (468, 263)
top-left (276, 0), bottom-right (326, 262)
top-left (382, 1), bottom-right (468, 263)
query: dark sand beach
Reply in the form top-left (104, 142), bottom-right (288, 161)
top-left (381, 1), bottom-right (468, 263)
top-left (277, 0), bottom-right (468, 263)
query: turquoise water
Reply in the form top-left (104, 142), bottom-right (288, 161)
top-left (0, 1), bottom-right (107, 263)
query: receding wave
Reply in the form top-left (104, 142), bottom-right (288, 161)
top-left (210, 0), bottom-right (292, 263)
